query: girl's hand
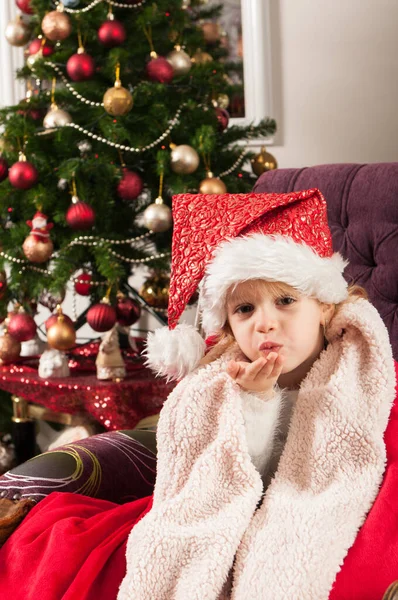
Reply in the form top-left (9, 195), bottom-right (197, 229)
top-left (226, 352), bottom-right (284, 395)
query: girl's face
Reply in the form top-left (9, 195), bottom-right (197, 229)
top-left (226, 280), bottom-right (327, 389)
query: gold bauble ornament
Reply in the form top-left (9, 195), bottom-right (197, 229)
top-left (166, 46), bottom-right (192, 76)
top-left (251, 146), bottom-right (278, 177)
top-left (199, 172), bottom-right (227, 194)
top-left (170, 144), bottom-right (200, 175)
top-left (103, 80), bottom-right (133, 116)
top-left (47, 312), bottom-right (76, 351)
top-left (5, 16), bottom-right (32, 47)
top-left (22, 235), bottom-right (53, 263)
top-left (41, 9), bottom-right (72, 42)
top-left (43, 103), bottom-right (72, 130)
top-left (0, 332), bottom-right (21, 364)
top-left (216, 93), bottom-right (229, 109)
top-left (143, 197), bottom-right (172, 232)
top-left (140, 274), bottom-right (170, 309)
top-left (201, 22), bottom-right (221, 44)
top-left (191, 48), bottom-right (213, 65)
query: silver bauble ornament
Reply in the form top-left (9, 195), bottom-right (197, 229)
top-left (143, 198), bottom-right (172, 232)
top-left (170, 144), bottom-right (200, 175)
top-left (166, 46), bottom-right (192, 76)
top-left (5, 16), bottom-right (31, 47)
top-left (43, 104), bottom-right (72, 130)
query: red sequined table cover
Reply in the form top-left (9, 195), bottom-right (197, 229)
top-left (0, 341), bottom-right (175, 431)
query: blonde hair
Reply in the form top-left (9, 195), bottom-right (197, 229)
top-left (199, 280), bottom-right (368, 367)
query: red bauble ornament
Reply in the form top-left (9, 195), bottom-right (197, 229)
top-left (28, 38), bottom-right (54, 57)
top-left (98, 19), bottom-right (126, 48)
top-left (16, 0), bottom-right (33, 15)
top-left (8, 312), bottom-right (36, 342)
top-left (45, 312), bottom-right (74, 331)
top-left (215, 107), bottom-right (229, 131)
top-left (9, 160), bottom-right (38, 190)
top-left (66, 52), bottom-right (95, 82)
top-left (0, 158), bottom-right (9, 182)
top-left (66, 198), bottom-right (95, 230)
top-left (116, 296), bottom-right (141, 326)
top-left (74, 272), bottom-right (92, 296)
top-left (146, 57), bottom-right (174, 84)
top-left (117, 169), bottom-right (143, 201)
top-left (87, 301), bottom-right (117, 332)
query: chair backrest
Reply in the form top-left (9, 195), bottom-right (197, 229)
top-left (254, 163), bottom-right (398, 360)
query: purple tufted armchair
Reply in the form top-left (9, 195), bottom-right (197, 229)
top-left (1, 163), bottom-right (397, 581)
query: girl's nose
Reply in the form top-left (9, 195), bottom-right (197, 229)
top-left (254, 307), bottom-right (277, 333)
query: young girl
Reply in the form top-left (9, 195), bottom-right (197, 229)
top-left (0, 188), bottom-right (397, 600)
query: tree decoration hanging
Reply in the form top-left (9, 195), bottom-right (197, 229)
top-left (115, 292), bottom-right (141, 326)
top-left (28, 38), bottom-right (54, 57)
top-left (16, 0), bottom-right (33, 15)
top-left (140, 272), bottom-right (170, 308)
top-left (66, 26), bottom-right (95, 82)
top-left (87, 291), bottom-right (117, 332)
top-left (0, 158), bottom-right (9, 183)
top-left (74, 272), bottom-right (92, 296)
top-left (166, 45), bottom-right (191, 76)
top-left (5, 15), bottom-right (32, 47)
top-left (250, 146), bottom-right (278, 176)
top-left (103, 63), bottom-right (133, 117)
top-left (9, 152), bottom-right (38, 190)
top-left (0, 330), bottom-right (21, 364)
top-left (117, 154), bottom-right (143, 201)
top-left (7, 309), bottom-right (37, 342)
top-left (43, 78), bottom-right (73, 130)
top-left (144, 25), bottom-right (174, 83)
top-left (46, 305), bottom-right (76, 351)
top-left (22, 210), bottom-right (54, 263)
top-left (41, 5), bottom-right (72, 42)
top-left (45, 311), bottom-right (74, 331)
top-left (201, 21), bottom-right (221, 44)
top-left (0, 272), bottom-right (7, 300)
top-left (170, 143), bottom-right (199, 174)
top-left (98, 5), bottom-right (126, 48)
top-left (215, 107), bottom-right (229, 131)
top-left (142, 169), bottom-right (172, 232)
top-left (66, 178), bottom-right (95, 230)
top-left (146, 53), bottom-right (174, 84)
top-left (191, 48), bottom-right (213, 64)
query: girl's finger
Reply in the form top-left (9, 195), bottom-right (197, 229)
top-left (255, 352), bottom-right (278, 380)
top-left (244, 356), bottom-right (267, 379)
top-left (227, 360), bottom-right (241, 379)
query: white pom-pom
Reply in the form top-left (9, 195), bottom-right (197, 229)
top-left (145, 324), bottom-right (206, 381)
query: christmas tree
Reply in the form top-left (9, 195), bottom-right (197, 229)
top-left (0, 0), bottom-right (276, 349)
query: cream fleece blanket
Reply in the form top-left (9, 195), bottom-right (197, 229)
top-left (118, 299), bottom-right (395, 600)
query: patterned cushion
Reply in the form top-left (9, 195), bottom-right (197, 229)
top-left (0, 431), bottom-right (156, 505)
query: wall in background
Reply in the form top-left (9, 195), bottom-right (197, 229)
top-left (268, 0), bottom-right (398, 168)
top-left (0, 1), bottom-right (25, 109)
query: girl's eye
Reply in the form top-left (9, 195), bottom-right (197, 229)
top-left (277, 296), bottom-right (296, 306)
top-left (235, 303), bottom-right (254, 314)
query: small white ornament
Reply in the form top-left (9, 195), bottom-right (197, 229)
top-left (20, 334), bottom-right (47, 357)
top-left (39, 348), bottom-right (70, 379)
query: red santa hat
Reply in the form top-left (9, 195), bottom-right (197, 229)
top-left (146, 188), bottom-right (349, 381)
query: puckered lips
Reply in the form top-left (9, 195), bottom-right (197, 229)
top-left (258, 341), bottom-right (283, 357)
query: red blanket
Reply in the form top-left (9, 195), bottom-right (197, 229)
top-left (0, 363), bottom-right (397, 600)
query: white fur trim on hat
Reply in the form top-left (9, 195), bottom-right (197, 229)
top-left (199, 234), bottom-right (349, 336)
top-left (145, 323), bottom-right (207, 381)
